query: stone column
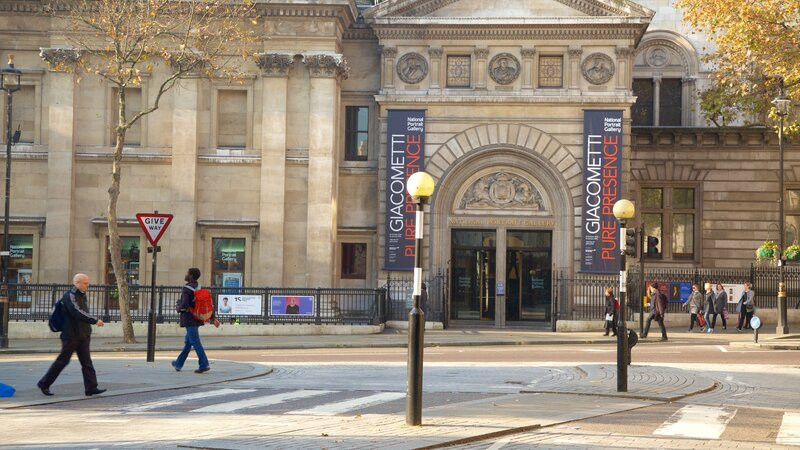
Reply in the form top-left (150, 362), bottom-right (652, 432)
top-left (521, 48), bottom-right (536, 91)
top-left (305, 54), bottom-right (348, 288)
top-left (615, 47), bottom-right (632, 91)
top-left (256, 53), bottom-right (292, 286)
top-left (681, 76), bottom-right (696, 126)
top-left (168, 77), bottom-right (199, 282)
top-left (40, 48), bottom-right (79, 282)
top-left (427, 47), bottom-right (442, 92)
top-left (474, 48), bottom-right (489, 90)
top-left (382, 47), bottom-right (396, 91)
top-left (653, 76), bottom-right (662, 126)
top-left (568, 48), bottom-right (583, 92)
top-left (495, 227), bottom-right (506, 328)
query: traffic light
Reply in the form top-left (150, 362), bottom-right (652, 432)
top-left (646, 236), bottom-right (660, 257)
top-left (624, 227), bottom-right (638, 258)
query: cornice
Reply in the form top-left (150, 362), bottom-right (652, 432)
top-left (257, 2), bottom-right (357, 31)
top-left (372, 24), bottom-right (645, 41)
top-left (365, 0), bottom-right (654, 20)
top-left (374, 93), bottom-right (637, 105)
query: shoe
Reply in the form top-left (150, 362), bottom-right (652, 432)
top-left (194, 367), bottom-right (210, 374)
top-left (723, 326), bottom-right (727, 330)
top-left (37, 383), bottom-right (53, 396)
top-left (709, 328), bottom-right (714, 334)
top-left (737, 328), bottom-right (742, 332)
top-left (687, 329), bottom-right (692, 333)
top-left (603, 332), bottom-right (609, 336)
top-left (85, 388), bottom-right (107, 396)
top-left (171, 361), bottom-right (181, 372)
top-left (659, 337), bottom-right (668, 341)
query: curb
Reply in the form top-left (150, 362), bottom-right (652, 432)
top-left (519, 380), bottom-right (719, 403)
top-left (415, 424), bottom-right (542, 449)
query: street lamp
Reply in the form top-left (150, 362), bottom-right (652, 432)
top-left (613, 198), bottom-right (634, 392)
top-left (0, 55), bottom-right (22, 349)
top-left (774, 79), bottom-right (792, 335)
top-left (405, 170), bottom-right (434, 426)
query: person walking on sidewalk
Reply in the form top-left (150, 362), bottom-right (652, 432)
top-left (37, 273), bottom-right (106, 397)
top-left (683, 284), bottom-right (703, 332)
top-left (643, 283), bottom-right (668, 341)
top-left (737, 281), bottom-right (755, 331)
top-left (703, 282), bottom-right (717, 333)
top-left (603, 287), bottom-right (617, 336)
top-left (714, 283), bottom-right (728, 330)
top-left (172, 268), bottom-right (219, 373)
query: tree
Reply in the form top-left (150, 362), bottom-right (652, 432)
top-left (44, 0), bottom-right (258, 343)
top-left (676, 0), bottom-right (800, 131)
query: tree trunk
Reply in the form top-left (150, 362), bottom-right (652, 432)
top-left (108, 88), bottom-right (136, 344)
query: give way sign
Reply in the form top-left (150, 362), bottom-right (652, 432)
top-left (136, 213), bottom-right (174, 246)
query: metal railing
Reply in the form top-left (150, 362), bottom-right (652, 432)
top-left (383, 271), bottom-right (448, 324)
top-left (9, 284), bottom-right (386, 326)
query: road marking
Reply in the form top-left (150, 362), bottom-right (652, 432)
top-left (286, 391), bottom-right (405, 416)
top-left (192, 389), bottom-right (336, 413)
top-left (486, 438), bottom-right (511, 450)
top-left (123, 388), bottom-right (256, 412)
top-left (716, 345), bottom-right (728, 353)
top-left (777, 412), bottom-right (800, 445)
top-left (85, 419), bottom-right (131, 423)
top-left (653, 405), bottom-right (737, 439)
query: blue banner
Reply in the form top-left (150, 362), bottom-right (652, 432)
top-left (384, 110), bottom-right (425, 271)
top-left (580, 110), bottom-right (623, 273)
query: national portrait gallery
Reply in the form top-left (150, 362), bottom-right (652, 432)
top-left (0, 0), bottom-right (795, 326)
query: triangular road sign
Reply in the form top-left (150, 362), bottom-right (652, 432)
top-left (136, 213), bottom-right (174, 246)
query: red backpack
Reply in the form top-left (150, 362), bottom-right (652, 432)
top-left (188, 285), bottom-right (213, 322)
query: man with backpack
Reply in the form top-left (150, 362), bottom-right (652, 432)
top-left (37, 273), bottom-right (106, 396)
top-left (172, 267), bottom-right (219, 373)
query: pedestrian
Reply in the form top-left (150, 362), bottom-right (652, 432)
top-left (420, 282), bottom-right (428, 314)
top-left (603, 287), bottom-right (617, 337)
top-left (683, 284), bottom-right (703, 332)
top-left (643, 282), bottom-right (668, 341)
top-left (172, 268), bottom-right (219, 373)
top-left (714, 283), bottom-right (728, 330)
top-left (37, 273), bottom-right (106, 397)
top-left (703, 282), bottom-right (717, 333)
top-left (737, 281), bottom-right (755, 331)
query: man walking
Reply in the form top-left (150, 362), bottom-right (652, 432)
top-left (37, 273), bottom-right (106, 396)
top-left (172, 268), bottom-right (219, 373)
top-left (642, 282), bottom-right (668, 341)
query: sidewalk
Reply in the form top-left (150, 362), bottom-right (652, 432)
top-left (0, 326), bottom-right (770, 354)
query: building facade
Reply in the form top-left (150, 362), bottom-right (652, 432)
top-left (0, 0), bottom-right (793, 324)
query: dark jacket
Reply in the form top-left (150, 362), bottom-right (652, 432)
top-left (714, 290), bottom-right (728, 313)
top-left (178, 282), bottom-right (215, 328)
top-left (61, 287), bottom-right (98, 340)
top-left (604, 293), bottom-right (617, 316)
top-left (703, 291), bottom-right (716, 314)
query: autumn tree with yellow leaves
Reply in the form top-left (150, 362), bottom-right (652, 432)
top-left (43, 0), bottom-right (259, 343)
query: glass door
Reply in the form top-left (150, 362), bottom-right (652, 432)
top-left (506, 231), bottom-right (552, 321)
top-left (450, 230), bottom-right (496, 320)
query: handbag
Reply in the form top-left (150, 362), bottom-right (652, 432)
top-left (698, 314), bottom-right (706, 327)
top-left (723, 310), bottom-right (730, 321)
top-left (605, 313), bottom-right (613, 322)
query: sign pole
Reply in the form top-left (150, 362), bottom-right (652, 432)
top-left (136, 211), bottom-right (173, 363)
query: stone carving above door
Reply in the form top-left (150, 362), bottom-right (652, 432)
top-left (396, 52), bottom-right (428, 84)
top-left (458, 172), bottom-right (545, 211)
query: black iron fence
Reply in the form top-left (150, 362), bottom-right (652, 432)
top-left (556, 264), bottom-right (800, 322)
top-left (9, 284), bottom-right (386, 326)
top-left (383, 271), bottom-right (448, 324)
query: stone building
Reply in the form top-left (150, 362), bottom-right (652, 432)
top-left (0, 0), bottom-right (793, 325)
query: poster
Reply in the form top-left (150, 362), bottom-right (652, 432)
top-left (720, 283), bottom-right (745, 304)
top-left (270, 295), bottom-right (314, 316)
top-left (16, 269), bottom-right (32, 302)
top-left (384, 109), bottom-right (425, 271)
top-left (668, 282), bottom-right (693, 303)
top-left (217, 294), bottom-right (262, 316)
top-left (580, 110), bottom-right (623, 273)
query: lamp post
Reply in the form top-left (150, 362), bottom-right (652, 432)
top-left (405, 171), bottom-right (435, 426)
top-left (613, 198), bottom-right (635, 392)
top-left (774, 79), bottom-right (792, 335)
top-left (0, 55), bottom-right (22, 349)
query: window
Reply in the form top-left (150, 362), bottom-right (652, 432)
top-left (632, 78), bottom-right (682, 126)
top-left (641, 187), bottom-right (696, 260)
top-left (446, 55), bottom-right (471, 88)
top-left (212, 238), bottom-right (246, 288)
top-left (345, 106), bottom-right (369, 161)
top-left (3, 234), bottom-right (33, 306)
top-left (105, 236), bottom-right (141, 285)
top-left (785, 190), bottom-right (800, 245)
top-left (538, 56), bottom-right (563, 88)
top-left (341, 243), bottom-right (367, 279)
top-left (217, 90), bottom-right (247, 148)
top-left (111, 87), bottom-right (142, 145)
top-left (10, 86), bottom-right (35, 143)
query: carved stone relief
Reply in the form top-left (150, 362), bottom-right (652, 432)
top-left (39, 47), bottom-right (81, 69)
top-left (396, 52), bottom-right (428, 84)
top-left (305, 54), bottom-right (349, 79)
top-left (256, 53), bottom-right (293, 77)
top-left (488, 53), bottom-right (520, 85)
top-left (581, 52), bottom-right (615, 85)
top-left (459, 172), bottom-right (545, 211)
top-left (646, 47), bottom-right (668, 68)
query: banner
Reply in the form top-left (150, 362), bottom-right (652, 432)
top-left (580, 110), bottom-right (623, 273)
top-left (217, 295), bottom-right (262, 316)
top-left (270, 295), bottom-right (314, 316)
top-left (384, 109), bottom-right (425, 270)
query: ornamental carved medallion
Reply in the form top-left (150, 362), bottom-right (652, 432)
top-left (459, 172), bottom-right (544, 211)
top-left (646, 47), bottom-right (668, 68)
top-left (488, 53), bottom-right (520, 85)
top-left (581, 53), bottom-right (615, 85)
top-left (396, 52), bottom-right (428, 84)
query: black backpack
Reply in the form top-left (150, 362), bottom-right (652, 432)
top-left (48, 299), bottom-right (65, 332)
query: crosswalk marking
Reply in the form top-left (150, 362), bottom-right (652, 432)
top-left (286, 391), bottom-right (405, 416)
top-left (191, 390), bottom-right (336, 413)
top-left (653, 405), bottom-right (737, 440)
top-left (777, 412), bottom-right (800, 445)
top-left (123, 388), bottom-right (256, 412)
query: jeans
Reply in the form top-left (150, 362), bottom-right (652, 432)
top-left (174, 326), bottom-right (209, 370)
top-left (705, 312), bottom-right (718, 329)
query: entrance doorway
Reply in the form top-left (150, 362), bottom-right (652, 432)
top-left (450, 229), bottom-right (552, 322)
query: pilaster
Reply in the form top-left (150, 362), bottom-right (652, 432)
top-left (474, 48), bottom-right (489, 90)
top-left (568, 48), bottom-right (583, 93)
top-left (653, 76), bottom-right (662, 126)
top-left (382, 47), bottom-right (396, 91)
top-left (427, 47), bottom-right (442, 92)
top-left (615, 47), bottom-right (632, 91)
top-left (521, 48), bottom-right (536, 91)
